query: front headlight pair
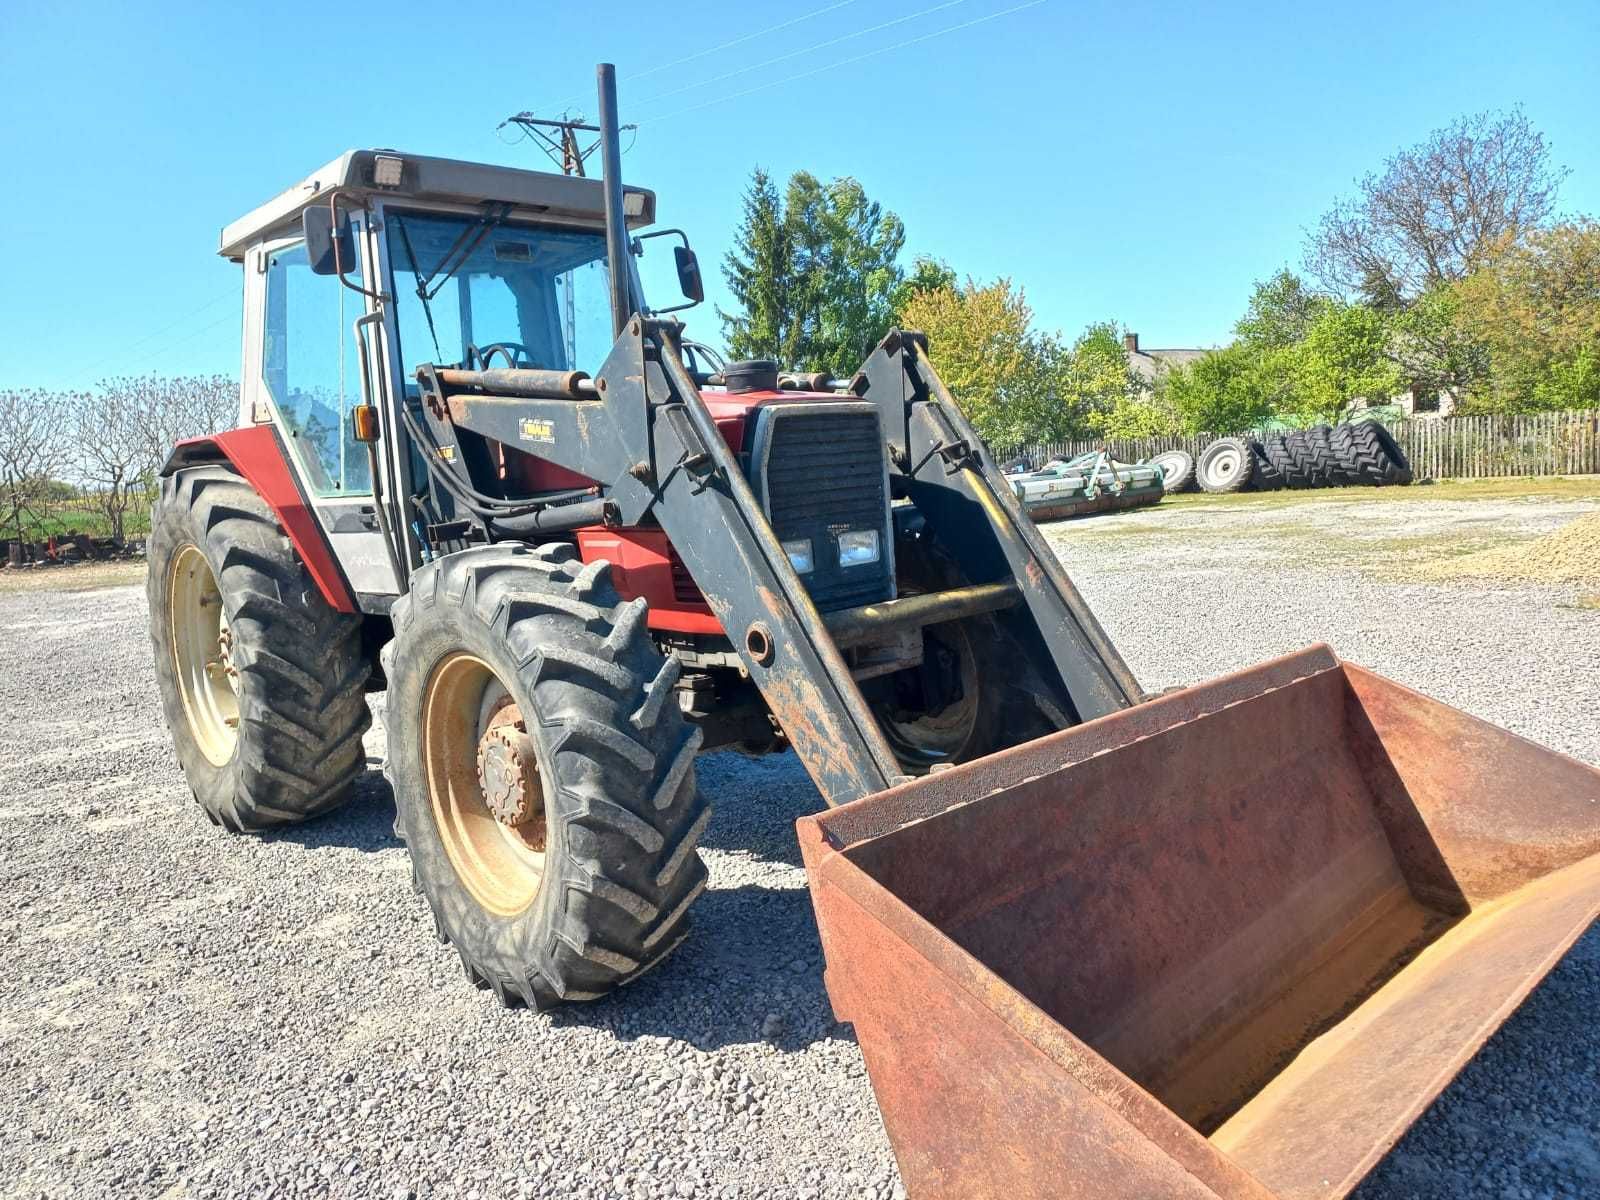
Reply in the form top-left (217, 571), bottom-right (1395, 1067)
top-left (782, 529), bottom-right (880, 574)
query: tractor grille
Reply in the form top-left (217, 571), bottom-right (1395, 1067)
top-left (750, 403), bottom-right (894, 613)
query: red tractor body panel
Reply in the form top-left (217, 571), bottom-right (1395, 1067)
top-left (574, 389), bottom-right (837, 637)
top-left (169, 391), bottom-right (838, 632)
top-left (166, 427), bottom-right (359, 615)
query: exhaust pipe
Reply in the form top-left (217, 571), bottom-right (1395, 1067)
top-left (596, 63), bottom-right (632, 339)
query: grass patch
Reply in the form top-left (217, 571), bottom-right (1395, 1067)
top-left (1163, 475), bottom-right (1600, 509)
top-left (0, 560), bottom-right (147, 594)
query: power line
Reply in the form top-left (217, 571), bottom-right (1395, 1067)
top-left (624, 0), bottom-right (866, 83)
top-left (638, 0), bottom-right (1047, 127)
top-left (74, 307), bottom-right (241, 389)
top-left (514, 0), bottom-right (867, 128)
top-left (632, 0), bottom-right (970, 111)
top-left (66, 288), bottom-right (237, 385)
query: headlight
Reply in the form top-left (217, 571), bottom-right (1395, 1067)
top-left (837, 529), bottom-right (880, 567)
top-left (781, 538), bottom-right (814, 574)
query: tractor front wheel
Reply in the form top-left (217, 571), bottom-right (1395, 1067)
top-left (383, 544), bottom-right (708, 1009)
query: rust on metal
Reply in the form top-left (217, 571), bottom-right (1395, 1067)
top-left (477, 702), bottom-right (543, 834)
top-left (800, 646), bottom-right (1600, 1199)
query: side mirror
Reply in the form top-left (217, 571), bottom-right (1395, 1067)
top-left (303, 205), bottom-right (356, 276)
top-left (674, 245), bottom-right (705, 304)
top-left (631, 228), bottom-right (703, 313)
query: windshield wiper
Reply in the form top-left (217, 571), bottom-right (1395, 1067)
top-left (394, 203), bottom-right (514, 361)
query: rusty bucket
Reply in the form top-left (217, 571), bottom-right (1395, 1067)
top-left (799, 646), bottom-right (1600, 1200)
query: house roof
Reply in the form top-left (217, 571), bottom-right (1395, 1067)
top-left (1128, 346), bottom-right (1208, 384)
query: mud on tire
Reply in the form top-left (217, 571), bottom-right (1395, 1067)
top-left (147, 466), bottom-right (370, 832)
top-left (384, 544), bottom-right (709, 1010)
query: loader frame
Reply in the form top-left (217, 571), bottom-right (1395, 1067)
top-left (420, 321), bottom-right (1143, 805)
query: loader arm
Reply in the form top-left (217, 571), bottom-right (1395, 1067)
top-left (428, 320), bottom-right (1144, 806)
top-left (427, 318), bottom-right (905, 803)
top-left (851, 329), bottom-right (1143, 721)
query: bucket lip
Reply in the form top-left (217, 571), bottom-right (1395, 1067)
top-left (801, 643), bottom-right (1344, 855)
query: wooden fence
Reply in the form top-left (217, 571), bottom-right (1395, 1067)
top-left (1000, 409), bottom-right (1600, 481)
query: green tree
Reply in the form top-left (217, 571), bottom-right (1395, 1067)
top-left (1156, 344), bottom-right (1282, 434)
top-left (1234, 270), bottom-right (1327, 350)
top-left (1387, 285), bottom-right (1491, 405)
top-left (719, 169), bottom-right (802, 366)
top-left (719, 168), bottom-right (906, 377)
top-left (891, 256), bottom-right (957, 317)
top-left (1452, 221), bottom-right (1600, 411)
top-left (784, 172), bottom-right (906, 375)
top-left (898, 277), bottom-right (1050, 446)
top-left (1289, 302), bottom-right (1402, 421)
top-left (1056, 322), bottom-right (1145, 439)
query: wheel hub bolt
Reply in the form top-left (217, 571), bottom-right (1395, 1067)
top-left (477, 722), bottom-right (541, 831)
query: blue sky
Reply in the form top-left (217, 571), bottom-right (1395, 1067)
top-left (3, 0), bottom-right (1597, 391)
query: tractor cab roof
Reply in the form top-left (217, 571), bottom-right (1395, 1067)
top-left (218, 149), bottom-right (656, 261)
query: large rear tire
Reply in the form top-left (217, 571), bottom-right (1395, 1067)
top-left (1197, 437), bottom-right (1253, 493)
top-left (147, 466), bottom-right (370, 832)
top-left (1335, 420), bottom-right (1414, 486)
top-left (384, 544), bottom-right (708, 1009)
top-left (1149, 449), bottom-right (1196, 493)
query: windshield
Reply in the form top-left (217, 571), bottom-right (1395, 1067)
top-left (386, 211), bottom-right (618, 385)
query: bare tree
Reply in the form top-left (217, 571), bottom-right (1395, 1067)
top-left (93, 374), bottom-right (240, 481)
top-left (73, 386), bottom-right (153, 545)
top-left (1306, 108), bottom-right (1567, 303)
top-left (0, 389), bottom-right (74, 549)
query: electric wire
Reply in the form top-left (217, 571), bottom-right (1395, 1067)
top-left (65, 289), bottom-right (238, 386)
top-left (510, 0), bottom-right (867, 131)
top-left (636, 0), bottom-right (1047, 127)
top-left (631, 0), bottom-right (970, 110)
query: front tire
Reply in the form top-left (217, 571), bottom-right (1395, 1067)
top-left (384, 544), bottom-right (708, 1009)
top-left (868, 532), bottom-right (1054, 772)
top-left (147, 467), bottom-right (370, 831)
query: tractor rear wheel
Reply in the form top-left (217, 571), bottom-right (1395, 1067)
top-left (383, 544), bottom-right (708, 1009)
top-left (147, 466), bottom-right (370, 831)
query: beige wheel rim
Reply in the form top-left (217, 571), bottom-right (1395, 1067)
top-left (169, 544), bottom-right (240, 766)
top-left (422, 653), bottom-right (548, 917)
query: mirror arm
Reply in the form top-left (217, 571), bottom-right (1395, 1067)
top-left (326, 192), bottom-right (388, 302)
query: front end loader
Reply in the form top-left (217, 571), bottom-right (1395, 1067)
top-left (148, 64), bottom-right (1600, 1198)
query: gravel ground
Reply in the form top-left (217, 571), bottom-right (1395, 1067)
top-left (2, 490), bottom-right (1597, 1200)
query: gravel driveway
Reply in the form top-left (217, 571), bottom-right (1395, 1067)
top-left (2, 491), bottom-right (1596, 1200)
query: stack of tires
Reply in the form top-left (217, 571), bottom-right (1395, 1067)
top-left (1170, 420), bottom-right (1413, 495)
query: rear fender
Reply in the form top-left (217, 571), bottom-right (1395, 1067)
top-left (163, 428), bottom-right (358, 614)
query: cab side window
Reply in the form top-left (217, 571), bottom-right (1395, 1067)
top-left (262, 241), bottom-right (371, 495)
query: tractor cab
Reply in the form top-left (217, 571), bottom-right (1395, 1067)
top-left (211, 149), bottom-right (695, 601)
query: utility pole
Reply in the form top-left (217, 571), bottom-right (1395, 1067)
top-left (497, 112), bottom-right (635, 178)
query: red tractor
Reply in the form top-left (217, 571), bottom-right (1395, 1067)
top-left (149, 65), bottom-right (1134, 1009)
top-left (147, 65), bottom-right (1600, 1200)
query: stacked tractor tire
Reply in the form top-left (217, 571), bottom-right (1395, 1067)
top-left (1150, 420), bottom-right (1413, 495)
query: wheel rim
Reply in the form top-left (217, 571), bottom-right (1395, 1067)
top-left (421, 653), bottom-right (547, 917)
top-left (1207, 447), bottom-right (1243, 484)
top-left (169, 544), bottom-right (239, 766)
top-left (875, 622), bottom-right (982, 769)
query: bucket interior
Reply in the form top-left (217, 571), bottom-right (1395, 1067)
top-left (838, 659), bottom-right (1600, 1194)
